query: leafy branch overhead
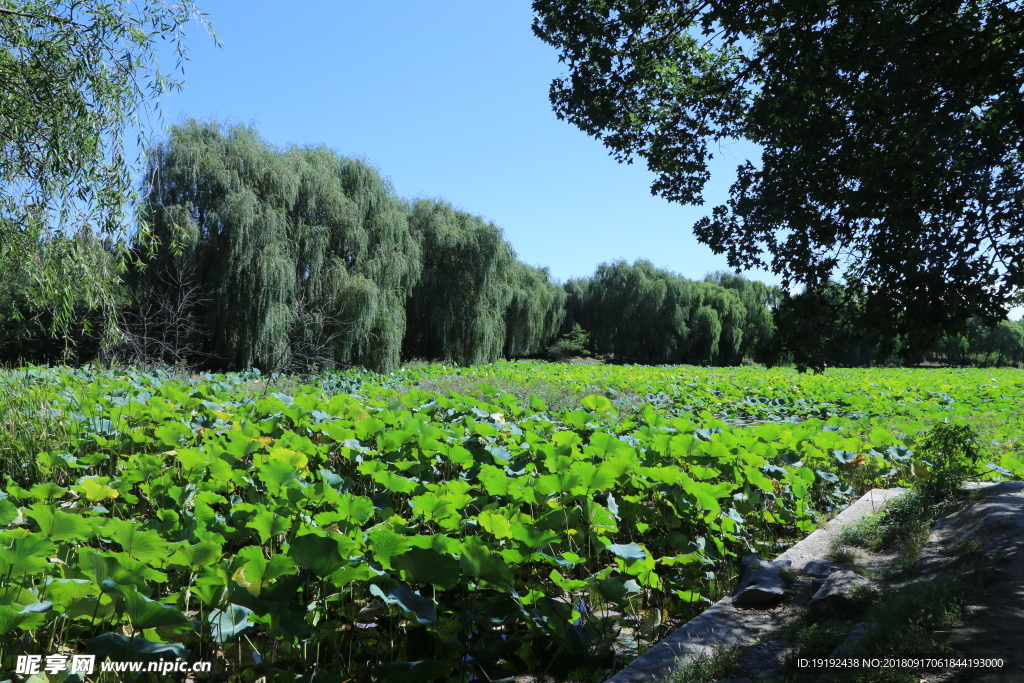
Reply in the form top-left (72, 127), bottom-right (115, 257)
top-left (0, 0), bottom-right (219, 338)
top-left (532, 0), bottom-right (1024, 367)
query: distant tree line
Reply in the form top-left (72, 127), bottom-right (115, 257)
top-left (0, 119), bottom-right (1021, 372)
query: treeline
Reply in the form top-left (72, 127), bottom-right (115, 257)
top-left (0, 120), bottom-right (1021, 372)
top-left (0, 121), bottom-right (564, 373)
top-left (560, 262), bottom-right (779, 365)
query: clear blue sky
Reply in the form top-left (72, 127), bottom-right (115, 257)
top-left (136, 0), bottom-right (776, 287)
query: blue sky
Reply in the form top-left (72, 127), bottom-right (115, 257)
top-left (136, 0), bottom-right (776, 287)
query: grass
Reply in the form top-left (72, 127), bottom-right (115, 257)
top-left (667, 645), bottom-right (746, 683)
top-left (406, 371), bottom-right (587, 414)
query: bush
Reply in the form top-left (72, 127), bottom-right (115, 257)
top-left (547, 324), bottom-right (591, 361)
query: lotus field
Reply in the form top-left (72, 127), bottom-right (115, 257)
top-left (0, 362), bottom-right (1022, 682)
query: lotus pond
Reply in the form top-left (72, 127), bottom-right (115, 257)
top-left (0, 362), bottom-right (1022, 682)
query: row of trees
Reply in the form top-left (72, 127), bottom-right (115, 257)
top-left (561, 261), bottom-right (778, 365)
top-left (2, 119), bottom-right (1022, 373)
top-left (0, 121), bottom-right (566, 373)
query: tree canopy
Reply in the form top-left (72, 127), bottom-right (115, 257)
top-left (138, 120), bottom-right (421, 373)
top-left (532, 0), bottom-right (1024, 369)
top-left (0, 0), bottom-right (217, 340)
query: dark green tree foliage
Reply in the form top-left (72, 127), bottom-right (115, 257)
top-left (688, 305), bottom-right (721, 365)
top-left (560, 277), bottom-right (589, 335)
top-left (533, 1), bottom-right (1024, 368)
top-left (583, 260), bottom-right (691, 364)
top-left (504, 263), bottom-right (567, 358)
top-left (137, 120), bottom-right (420, 373)
top-left (924, 318), bottom-right (1024, 367)
top-left (705, 271), bottom-right (779, 363)
top-left (403, 200), bottom-right (508, 365)
top-left (761, 283), bottom-right (880, 370)
top-left (574, 260), bottom-right (766, 365)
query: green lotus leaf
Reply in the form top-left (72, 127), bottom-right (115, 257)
top-left (605, 542), bottom-right (646, 561)
top-left (41, 578), bottom-right (94, 606)
top-left (208, 603), bottom-right (253, 643)
top-left (154, 422), bottom-right (192, 447)
top-left (459, 540), bottom-right (514, 590)
top-left (86, 631), bottom-right (189, 664)
top-left (111, 584), bottom-right (192, 632)
top-left (410, 493), bottom-right (459, 529)
top-left (0, 498), bottom-right (17, 526)
top-left (258, 459), bottom-right (300, 489)
top-left (535, 507), bottom-right (580, 531)
top-left (168, 540), bottom-right (223, 570)
top-left (25, 504), bottom-right (92, 542)
top-left (741, 466), bottom-right (775, 493)
top-left (103, 519), bottom-right (169, 565)
top-left (369, 583), bottom-right (438, 626)
top-left (587, 431), bottom-right (628, 458)
top-left (536, 472), bottom-right (582, 496)
top-left (391, 547), bottom-right (460, 591)
top-left (372, 470), bottom-right (419, 494)
top-left (246, 506), bottom-right (291, 543)
top-left (477, 510), bottom-right (513, 539)
top-left (78, 477), bottom-right (119, 501)
top-left (354, 417), bottom-right (386, 440)
top-left (0, 604), bottom-right (48, 635)
top-left (570, 461), bottom-right (615, 493)
top-left (581, 394), bottom-right (613, 412)
top-left (368, 528), bottom-right (410, 568)
top-left (80, 550), bottom-right (152, 594)
top-left (28, 483), bottom-right (67, 501)
top-left (288, 534), bottom-right (346, 577)
top-left (0, 533), bottom-right (56, 575)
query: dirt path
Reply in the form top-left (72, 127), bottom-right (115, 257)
top-left (915, 481), bottom-right (1024, 682)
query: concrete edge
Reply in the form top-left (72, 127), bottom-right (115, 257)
top-left (604, 488), bottom-right (910, 683)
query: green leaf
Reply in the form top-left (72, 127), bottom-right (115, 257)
top-left (288, 534), bottom-right (346, 577)
top-left (0, 498), bottom-right (18, 526)
top-left (258, 459), bottom-right (299, 489)
top-left (581, 394), bottom-right (613, 412)
top-left (116, 585), bottom-right (192, 632)
top-left (606, 542), bottom-right (646, 561)
top-left (26, 503), bottom-right (92, 542)
top-left (86, 632), bottom-right (189, 664)
top-left (369, 583), bottom-right (438, 625)
top-left (0, 533), bottom-right (56, 575)
top-left (459, 541), bottom-right (514, 590)
top-left (368, 528), bottom-right (410, 568)
top-left (477, 510), bottom-right (513, 539)
top-left (28, 483), bottom-right (67, 501)
top-left (168, 541), bottom-right (223, 570)
top-left (104, 519), bottom-right (169, 565)
top-left (0, 604), bottom-right (48, 635)
top-left (391, 547), bottom-right (460, 591)
top-left (246, 506), bottom-right (291, 543)
top-left (336, 494), bottom-right (374, 524)
top-left (208, 604), bottom-right (253, 642)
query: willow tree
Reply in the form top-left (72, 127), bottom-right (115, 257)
top-left (693, 281), bottom-right (746, 365)
top-left (403, 199), bottom-right (517, 365)
top-left (136, 120), bottom-right (420, 372)
top-left (706, 271), bottom-right (779, 363)
top-left (689, 305), bottom-right (721, 365)
top-left (504, 263), bottom-right (566, 358)
top-left (560, 277), bottom-right (589, 335)
top-left (0, 0), bottom-right (217, 346)
top-left (582, 260), bottom-right (692, 364)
